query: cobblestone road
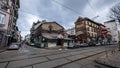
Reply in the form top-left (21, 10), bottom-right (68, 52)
top-left (0, 44), bottom-right (118, 68)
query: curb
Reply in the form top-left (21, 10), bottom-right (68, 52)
top-left (0, 49), bottom-right (7, 53)
top-left (95, 59), bottom-right (118, 68)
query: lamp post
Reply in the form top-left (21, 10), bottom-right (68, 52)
top-left (101, 28), bottom-right (108, 58)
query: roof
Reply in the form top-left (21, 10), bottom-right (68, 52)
top-left (31, 20), bottom-right (64, 30)
top-left (99, 23), bottom-right (106, 27)
top-left (41, 21), bottom-right (64, 30)
top-left (84, 17), bottom-right (101, 25)
top-left (75, 17), bottom-right (105, 26)
top-left (104, 20), bottom-right (115, 23)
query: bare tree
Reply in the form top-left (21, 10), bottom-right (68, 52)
top-left (110, 2), bottom-right (120, 22)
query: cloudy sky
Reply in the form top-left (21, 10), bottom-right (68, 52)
top-left (17, 0), bottom-right (120, 37)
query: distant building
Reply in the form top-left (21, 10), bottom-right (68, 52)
top-left (66, 27), bottom-right (75, 35)
top-left (0, 0), bottom-right (20, 47)
top-left (66, 27), bottom-right (75, 40)
top-left (25, 34), bottom-right (30, 44)
top-left (30, 20), bottom-right (71, 48)
top-left (104, 20), bottom-right (119, 43)
top-left (75, 17), bottom-right (105, 43)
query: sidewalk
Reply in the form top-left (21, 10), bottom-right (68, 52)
top-left (0, 47), bottom-right (7, 53)
top-left (95, 50), bottom-right (120, 68)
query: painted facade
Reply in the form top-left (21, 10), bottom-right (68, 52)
top-left (104, 20), bottom-right (119, 43)
top-left (0, 0), bottom-right (20, 47)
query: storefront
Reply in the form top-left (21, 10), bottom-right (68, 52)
top-left (41, 34), bottom-right (71, 48)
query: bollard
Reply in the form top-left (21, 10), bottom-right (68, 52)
top-left (119, 41), bottom-right (120, 51)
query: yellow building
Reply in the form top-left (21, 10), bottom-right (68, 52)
top-left (75, 17), bottom-right (105, 43)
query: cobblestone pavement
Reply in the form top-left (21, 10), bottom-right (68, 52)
top-left (0, 44), bottom-right (118, 68)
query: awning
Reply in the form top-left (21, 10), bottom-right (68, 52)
top-left (42, 34), bottom-right (72, 40)
top-left (42, 34), bottom-right (56, 40)
top-left (64, 38), bottom-right (73, 40)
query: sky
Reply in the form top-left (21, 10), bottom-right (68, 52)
top-left (16, 0), bottom-right (120, 38)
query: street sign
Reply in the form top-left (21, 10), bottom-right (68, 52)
top-left (101, 29), bottom-right (108, 34)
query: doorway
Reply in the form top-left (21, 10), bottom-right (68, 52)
top-left (57, 39), bottom-right (63, 46)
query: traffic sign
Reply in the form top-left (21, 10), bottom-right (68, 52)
top-left (101, 29), bottom-right (108, 34)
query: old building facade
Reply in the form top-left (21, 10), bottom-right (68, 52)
top-left (30, 20), bottom-right (71, 48)
top-left (0, 0), bottom-right (20, 47)
top-left (75, 17), bottom-right (105, 43)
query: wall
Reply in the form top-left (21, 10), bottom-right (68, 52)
top-left (0, 10), bottom-right (10, 31)
top-left (48, 42), bottom-right (57, 47)
top-left (104, 21), bottom-right (119, 43)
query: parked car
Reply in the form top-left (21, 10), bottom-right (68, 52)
top-left (16, 42), bottom-right (21, 47)
top-left (96, 42), bottom-right (101, 46)
top-left (88, 41), bottom-right (96, 46)
top-left (7, 43), bottom-right (20, 50)
top-left (30, 43), bottom-right (35, 46)
top-left (75, 43), bottom-right (81, 47)
top-left (68, 43), bottom-right (78, 48)
top-left (30, 42), bottom-right (42, 48)
top-left (80, 43), bottom-right (88, 46)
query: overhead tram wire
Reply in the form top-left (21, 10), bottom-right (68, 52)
top-left (86, 0), bottom-right (98, 16)
top-left (52, 0), bottom-right (84, 16)
top-left (18, 9), bottom-right (54, 21)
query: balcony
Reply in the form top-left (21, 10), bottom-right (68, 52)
top-left (0, 1), bottom-right (9, 11)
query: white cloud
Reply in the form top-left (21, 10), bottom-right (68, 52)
top-left (17, 0), bottom-right (120, 33)
top-left (26, 14), bottom-right (42, 27)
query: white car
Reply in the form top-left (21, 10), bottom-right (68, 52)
top-left (96, 43), bottom-right (101, 46)
top-left (80, 43), bottom-right (88, 46)
top-left (7, 43), bottom-right (20, 50)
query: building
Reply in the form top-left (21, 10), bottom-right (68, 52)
top-left (104, 20), bottom-right (119, 43)
top-left (25, 34), bottom-right (30, 45)
top-left (75, 17), bottom-right (105, 43)
top-left (30, 20), bottom-right (71, 48)
top-left (0, 0), bottom-right (20, 47)
top-left (66, 27), bottom-right (75, 35)
top-left (66, 27), bottom-right (75, 40)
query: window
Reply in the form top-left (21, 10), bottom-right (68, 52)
top-left (49, 24), bottom-right (53, 31)
top-left (89, 22), bottom-right (91, 25)
top-left (87, 27), bottom-right (89, 31)
top-left (86, 21), bottom-right (88, 25)
top-left (0, 13), bottom-right (5, 24)
top-left (92, 28), bottom-right (94, 32)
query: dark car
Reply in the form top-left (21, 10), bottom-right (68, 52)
top-left (88, 42), bottom-right (96, 46)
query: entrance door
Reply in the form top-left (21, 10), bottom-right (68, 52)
top-left (57, 39), bottom-right (62, 46)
